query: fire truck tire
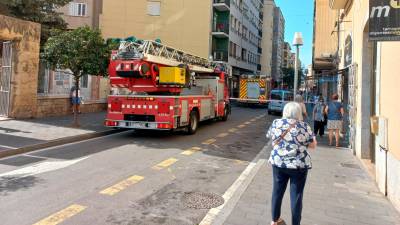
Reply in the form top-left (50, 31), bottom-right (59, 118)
top-left (187, 111), bottom-right (199, 135)
top-left (221, 106), bottom-right (229, 121)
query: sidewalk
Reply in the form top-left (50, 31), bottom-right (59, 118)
top-left (224, 137), bottom-right (400, 225)
top-left (0, 112), bottom-right (111, 154)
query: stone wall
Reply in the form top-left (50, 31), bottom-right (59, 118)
top-left (0, 14), bottom-right (41, 119)
top-left (36, 96), bottom-right (106, 118)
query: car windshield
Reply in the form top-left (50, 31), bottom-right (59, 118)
top-left (271, 92), bottom-right (282, 100)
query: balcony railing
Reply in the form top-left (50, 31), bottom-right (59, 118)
top-left (213, 50), bottom-right (228, 62)
top-left (212, 21), bottom-right (229, 36)
top-left (213, 0), bottom-right (230, 11)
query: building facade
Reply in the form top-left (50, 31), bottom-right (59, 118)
top-left (100, 0), bottom-right (265, 97)
top-left (282, 41), bottom-right (292, 69)
top-left (314, 0), bottom-right (400, 211)
top-left (260, 0), bottom-right (275, 77)
top-left (312, 0), bottom-right (338, 99)
top-left (271, 7), bottom-right (285, 82)
top-left (58, 0), bottom-right (103, 29)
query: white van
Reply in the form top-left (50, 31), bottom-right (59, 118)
top-left (268, 90), bottom-right (294, 115)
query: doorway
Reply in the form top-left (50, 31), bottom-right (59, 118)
top-left (0, 41), bottom-right (13, 117)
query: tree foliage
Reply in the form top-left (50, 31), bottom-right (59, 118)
top-left (0, 0), bottom-right (71, 47)
top-left (42, 26), bottom-right (111, 126)
top-left (282, 67), bottom-right (304, 89)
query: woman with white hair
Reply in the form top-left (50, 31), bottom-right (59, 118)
top-left (267, 102), bottom-right (317, 225)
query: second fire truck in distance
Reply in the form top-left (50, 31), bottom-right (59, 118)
top-left (237, 74), bottom-right (271, 106)
top-left (104, 39), bottom-right (231, 134)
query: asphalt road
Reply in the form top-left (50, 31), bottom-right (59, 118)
top-left (0, 106), bottom-right (274, 225)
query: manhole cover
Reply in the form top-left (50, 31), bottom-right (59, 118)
top-left (182, 192), bottom-right (224, 209)
top-left (340, 163), bottom-right (361, 169)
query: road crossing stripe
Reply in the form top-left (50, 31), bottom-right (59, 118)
top-left (237, 124), bottom-right (246, 128)
top-left (33, 204), bottom-right (87, 225)
top-left (216, 133), bottom-right (229, 138)
top-left (181, 147), bottom-right (202, 156)
top-left (202, 138), bottom-right (217, 145)
top-left (250, 119), bottom-right (256, 122)
top-left (152, 158), bottom-right (179, 170)
top-left (99, 175), bottom-right (144, 196)
top-left (245, 121), bottom-right (251, 125)
top-left (228, 128), bottom-right (238, 133)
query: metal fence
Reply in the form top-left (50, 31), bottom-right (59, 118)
top-left (0, 41), bottom-right (12, 117)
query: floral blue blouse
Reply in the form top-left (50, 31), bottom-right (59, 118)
top-left (266, 118), bottom-right (315, 169)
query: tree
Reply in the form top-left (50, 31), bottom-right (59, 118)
top-left (42, 26), bottom-right (111, 126)
top-left (0, 0), bottom-right (71, 47)
top-left (281, 67), bottom-right (303, 89)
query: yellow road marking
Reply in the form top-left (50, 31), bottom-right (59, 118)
top-left (237, 124), bottom-right (246, 128)
top-left (99, 175), bottom-right (144, 196)
top-left (152, 158), bottom-right (179, 170)
top-left (217, 133), bottom-right (229, 138)
top-left (228, 128), bottom-right (238, 133)
top-left (33, 204), bottom-right (87, 225)
top-left (202, 138), bottom-right (217, 145)
top-left (181, 147), bottom-right (202, 156)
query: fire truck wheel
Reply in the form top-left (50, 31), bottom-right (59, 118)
top-left (221, 106), bottom-right (229, 121)
top-left (187, 111), bottom-right (199, 135)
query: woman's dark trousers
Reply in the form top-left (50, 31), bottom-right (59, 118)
top-left (313, 120), bottom-right (325, 136)
top-left (271, 166), bottom-right (308, 225)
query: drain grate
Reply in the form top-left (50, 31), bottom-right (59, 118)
top-left (340, 163), bottom-right (361, 169)
top-left (182, 192), bottom-right (224, 209)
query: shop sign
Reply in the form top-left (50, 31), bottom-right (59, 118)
top-left (369, 0), bottom-right (400, 41)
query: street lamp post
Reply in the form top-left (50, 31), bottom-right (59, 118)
top-left (293, 32), bottom-right (303, 95)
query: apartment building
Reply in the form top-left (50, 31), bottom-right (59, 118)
top-left (314, 0), bottom-right (400, 211)
top-left (282, 41), bottom-right (292, 69)
top-left (100, 0), bottom-right (264, 97)
top-left (271, 7), bottom-right (285, 82)
top-left (58, 0), bottom-right (103, 29)
top-left (260, 0), bottom-right (275, 76)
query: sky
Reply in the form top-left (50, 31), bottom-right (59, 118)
top-left (275, 0), bottom-right (314, 67)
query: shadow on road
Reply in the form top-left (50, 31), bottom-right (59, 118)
top-left (0, 176), bottom-right (42, 196)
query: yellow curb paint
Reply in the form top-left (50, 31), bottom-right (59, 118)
top-left (237, 124), bottom-right (246, 128)
top-left (181, 147), bottom-right (202, 156)
top-left (152, 158), bottom-right (179, 170)
top-left (202, 138), bottom-right (217, 145)
top-left (228, 128), bottom-right (238, 133)
top-left (99, 175), bottom-right (144, 196)
top-left (33, 204), bottom-right (87, 225)
top-left (217, 133), bottom-right (229, 138)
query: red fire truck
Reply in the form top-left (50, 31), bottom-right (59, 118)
top-left (104, 40), bottom-right (230, 134)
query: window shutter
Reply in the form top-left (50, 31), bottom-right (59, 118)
top-left (69, 3), bottom-right (75, 16)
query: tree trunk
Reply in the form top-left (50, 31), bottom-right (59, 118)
top-left (73, 76), bottom-right (80, 127)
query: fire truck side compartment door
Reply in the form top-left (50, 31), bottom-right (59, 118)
top-left (200, 99), bottom-right (212, 120)
top-left (181, 100), bottom-right (188, 124)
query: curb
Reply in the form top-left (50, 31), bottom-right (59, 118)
top-left (0, 129), bottom-right (125, 159)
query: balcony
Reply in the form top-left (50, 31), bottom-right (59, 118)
top-left (212, 22), bottom-right (229, 38)
top-left (213, 50), bottom-right (228, 62)
top-left (213, 0), bottom-right (230, 11)
top-left (329, 0), bottom-right (349, 9)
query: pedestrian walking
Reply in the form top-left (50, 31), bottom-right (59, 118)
top-left (294, 94), bottom-right (308, 121)
top-left (312, 96), bottom-right (326, 137)
top-left (70, 86), bottom-right (82, 114)
top-left (266, 102), bottom-right (317, 225)
top-left (325, 93), bottom-right (344, 147)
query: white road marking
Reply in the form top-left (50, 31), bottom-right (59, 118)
top-left (0, 157), bottom-right (88, 179)
top-left (0, 144), bottom-right (17, 149)
top-left (199, 144), bottom-right (269, 225)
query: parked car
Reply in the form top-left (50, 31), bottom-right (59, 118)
top-left (268, 89), bottom-right (294, 115)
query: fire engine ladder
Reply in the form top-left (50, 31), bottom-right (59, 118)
top-left (119, 40), bottom-right (215, 73)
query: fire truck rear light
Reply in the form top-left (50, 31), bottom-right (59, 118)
top-left (108, 104), bottom-right (111, 108)
top-left (132, 105), bottom-right (136, 109)
top-left (127, 105), bottom-right (131, 109)
top-left (143, 105), bottom-right (147, 109)
top-left (157, 123), bottom-right (171, 129)
top-left (105, 121), bottom-right (118, 127)
top-left (122, 104), bottom-right (126, 109)
top-left (149, 105), bottom-right (153, 109)
top-left (155, 105), bottom-right (158, 109)
top-left (169, 106), bottom-right (173, 110)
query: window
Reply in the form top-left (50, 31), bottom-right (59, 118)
top-left (147, 1), bottom-right (161, 16)
top-left (81, 74), bottom-right (88, 88)
top-left (241, 48), bottom-right (247, 62)
top-left (69, 2), bottom-right (87, 16)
